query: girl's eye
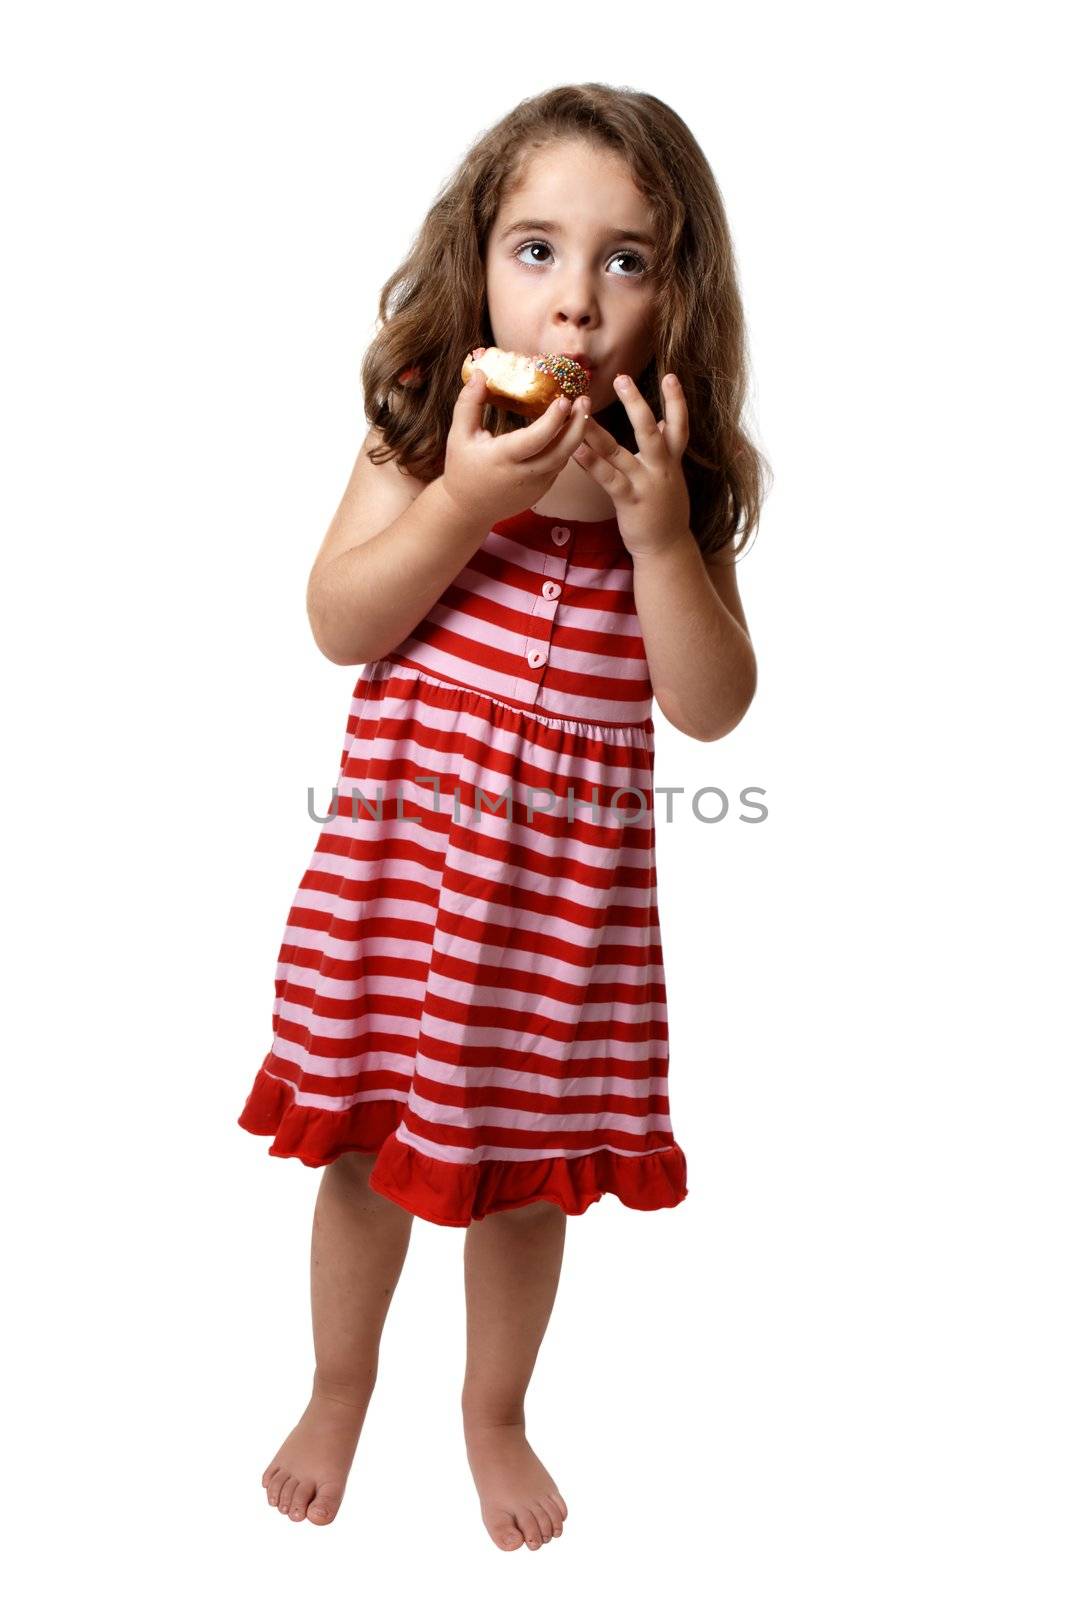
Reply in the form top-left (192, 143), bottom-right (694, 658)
top-left (513, 240), bottom-right (649, 276)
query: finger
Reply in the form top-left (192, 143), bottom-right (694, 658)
top-left (525, 397), bottom-right (590, 466)
top-left (579, 414), bottom-right (636, 484)
top-left (571, 438), bottom-right (603, 478)
top-left (612, 374), bottom-right (666, 459)
top-left (660, 372), bottom-right (689, 458)
top-left (506, 395), bottom-right (580, 461)
top-left (458, 367), bottom-right (490, 433)
top-left (571, 425), bottom-right (619, 492)
top-left (572, 420), bottom-right (631, 497)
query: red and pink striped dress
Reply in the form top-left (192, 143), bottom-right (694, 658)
top-left (237, 505), bottom-right (688, 1226)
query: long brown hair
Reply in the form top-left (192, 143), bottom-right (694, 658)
top-left (361, 82), bottom-right (770, 560)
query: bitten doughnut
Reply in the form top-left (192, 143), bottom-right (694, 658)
top-left (460, 346), bottom-right (590, 419)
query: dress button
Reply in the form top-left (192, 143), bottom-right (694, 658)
top-left (527, 647), bottom-right (547, 668)
top-left (542, 579), bottom-right (561, 600)
top-left (550, 525), bottom-right (570, 545)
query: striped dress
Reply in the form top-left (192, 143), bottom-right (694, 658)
top-left (237, 505), bottom-right (688, 1226)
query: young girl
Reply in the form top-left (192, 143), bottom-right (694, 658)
top-left (238, 82), bottom-right (764, 1549)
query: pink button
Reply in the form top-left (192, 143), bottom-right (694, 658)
top-left (550, 525), bottom-right (570, 545)
top-left (542, 580), bottom-right (561, 600)
top-left (527, 647), bottom-right (547, 668)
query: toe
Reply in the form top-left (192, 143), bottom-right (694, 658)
top-left (487, 1513), bottom-right (524, 1551)
top-left (531, 1502), bottom-right (555, 1542)
top-left (515, 1509), bottom-right (544, 1549)
top-left (287, 1480), bottom-right (315, 1522)
top-left (539, 1497), bottom-right (564, 1537)
top-left (276, 1475), bottom-right (298, 1514)
top-left (549, 1491), bottom-right (569, 1521)
top-left (265, 1468), bottom-right (286, 1505)
top-left (261, 1461), bottom-right (281, 1489)
top-left (307, 1481), bottom-right (344, 1525)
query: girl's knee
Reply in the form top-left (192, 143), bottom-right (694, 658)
top-left (329, 1150), bottom-right (378, 1186)
top-left (325, 1152), bottom-right (411, 1217)
top-left (488, 1200), bottom-right (563, 1224)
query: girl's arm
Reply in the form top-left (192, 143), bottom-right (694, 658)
top-left (306, 428), bottom-right (487, 666)
top-left (631, 534), bottom-right (757, 742)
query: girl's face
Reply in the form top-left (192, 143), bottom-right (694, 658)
top-left (484, 140), bottom-right (659, 418)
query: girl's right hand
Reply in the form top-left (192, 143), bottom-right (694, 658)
top-left (440, 360), bottom-right (590, 528)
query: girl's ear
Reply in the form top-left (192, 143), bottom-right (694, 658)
top-left (397, 364), bottom-right (425, 388)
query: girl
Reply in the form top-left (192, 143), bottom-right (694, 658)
top-left (238, 82), bottom-right (765, 1549)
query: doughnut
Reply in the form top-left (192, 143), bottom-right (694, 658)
top-left (460, 346), bottom-right (590, 419)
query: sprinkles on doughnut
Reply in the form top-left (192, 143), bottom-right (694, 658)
top-left (460, 346), bottom-right (591, 419)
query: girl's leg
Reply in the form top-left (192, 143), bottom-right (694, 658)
top-left (261, 1151), bottom-right (414, 1525)
top-left (461, 1201), bottom-right (571, 1551)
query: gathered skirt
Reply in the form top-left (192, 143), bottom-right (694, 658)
top-left (237, 657), bottom-right (688, 1226)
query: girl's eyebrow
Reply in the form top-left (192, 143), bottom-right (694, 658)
top-left (499, 217), bottom-right (656, 247)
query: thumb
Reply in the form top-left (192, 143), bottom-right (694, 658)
top-left (459, 365), bottom-right (487, 428)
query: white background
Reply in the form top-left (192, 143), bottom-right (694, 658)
top-left (4, 2), bottom-right (1063, 1595)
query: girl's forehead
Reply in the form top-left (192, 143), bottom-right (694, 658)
top-left (495, 148), bottom-right (653, 235)
top-left (507, 140), bottom-right (638, 193)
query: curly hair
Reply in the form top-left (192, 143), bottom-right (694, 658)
top-left (361, 82), bottom-right (770, 561)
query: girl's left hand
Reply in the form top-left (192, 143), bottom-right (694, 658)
top-left (572, 372), bottom-right (691, 555)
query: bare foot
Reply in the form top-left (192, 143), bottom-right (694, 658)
top-left (261, 1378), bottom-right (373, 1525)
top-left (463, 1418), bottom-right (569, 1551)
